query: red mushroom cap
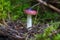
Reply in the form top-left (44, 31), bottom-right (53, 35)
top-left (24, 9), bottom-right (37, 15)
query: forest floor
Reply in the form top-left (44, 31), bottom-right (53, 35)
top-left (0, 20), bottom-right (60, 40)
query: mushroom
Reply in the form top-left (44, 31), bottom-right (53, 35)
top-left (24, 9), bottom-right (37, 28)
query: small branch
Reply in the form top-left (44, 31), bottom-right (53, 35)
top-left (30, 3), bottom-right (40, 9)
top-left (37, 0), bottom-right (60, 13)
top-left (2, 18), bottom-right (8, 27)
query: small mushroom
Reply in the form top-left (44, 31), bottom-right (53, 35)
top-left (24, 9), bottom-right (37, 28)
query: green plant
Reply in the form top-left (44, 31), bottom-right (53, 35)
top-left (0, 0), bottom-right (60, 22)
top-left (52, 34), bottom-right (60, 40)
top-left (34, 22), bottom-right (60, 40)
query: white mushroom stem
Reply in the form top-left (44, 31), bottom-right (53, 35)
top-left (27, 14), bottom-right (32, 28)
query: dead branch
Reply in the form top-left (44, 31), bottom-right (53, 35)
top-left (37, 0), bottom-right (60, 13)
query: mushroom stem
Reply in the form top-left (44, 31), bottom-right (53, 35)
top-left (27, 15), bottom-right (32, 28)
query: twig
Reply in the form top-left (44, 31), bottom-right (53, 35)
top-left (37, 0), bottom-right (60, 13)
top-left (30, 3), bottom-right (40, 9)
top-left (2, 18), bottom-right (9, 27)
